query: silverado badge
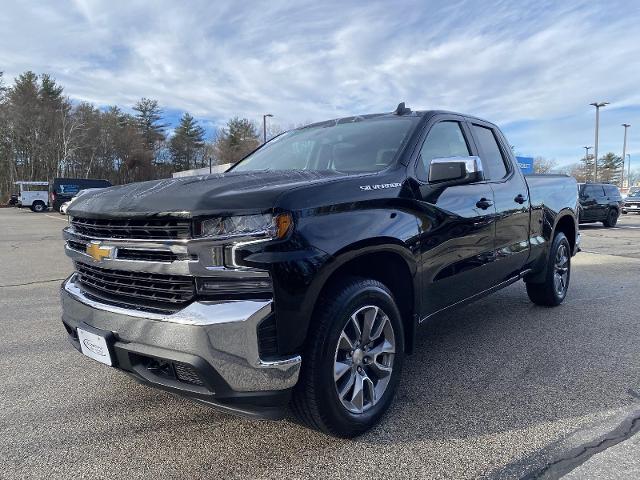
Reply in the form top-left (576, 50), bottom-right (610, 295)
top-left (86, 242), bottom-right (113, 262)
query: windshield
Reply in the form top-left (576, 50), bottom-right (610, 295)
top-left (232, 116), bottom-right (419, 173)
top-left (628, 191), bottom-right (640, 198)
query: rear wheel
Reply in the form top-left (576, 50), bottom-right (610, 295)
top-left (31, 201), bottom-right (46, 213)
top-left (291, 277), bottom-right (404, 437)
top-left (602, 208), bottom-right (618, 227)
top-left (526, 232), bottom-right (571, 307)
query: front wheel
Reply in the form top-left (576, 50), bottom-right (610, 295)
top-left (291, 277), bottom-right (404, 437)
top-left (602, 209), bottom-right (618, 227)
top-left (526, 232), bottom-right (571, 306)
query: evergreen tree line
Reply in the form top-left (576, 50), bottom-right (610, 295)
top-left (0, 71), bottom-right (267, 200)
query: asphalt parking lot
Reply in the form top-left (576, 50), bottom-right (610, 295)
top-left (1, 207), bottom-right (639, 479)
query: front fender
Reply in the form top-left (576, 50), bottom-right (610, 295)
top-left (268, 206), bottom-right (421, 355)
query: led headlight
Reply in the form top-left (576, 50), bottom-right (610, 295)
top-left (196, 213), bottom-right (292, 240)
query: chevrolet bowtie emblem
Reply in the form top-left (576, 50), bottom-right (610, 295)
top-left (86, 242), bottom-right (113, 262)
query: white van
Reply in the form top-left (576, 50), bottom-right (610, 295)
top-left (15, 181), bottom-right (50, 212)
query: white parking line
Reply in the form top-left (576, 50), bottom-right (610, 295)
top-left (44, 213), bottom-right (68, 222)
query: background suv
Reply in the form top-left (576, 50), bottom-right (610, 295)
top-left (578, 183), bottom-right (623, 227)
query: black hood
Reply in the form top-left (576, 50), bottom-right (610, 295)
top-left (67, 170), bottom-right (349, 219)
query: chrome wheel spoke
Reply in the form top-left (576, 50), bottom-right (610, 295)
top-left (360, 306), bottom-right (378, 344)
top-left (368, 339), bottom-right (395, 356)
top-left (338, 331), bottom-right (355, 352)
top-left (363, 375), bottom-right (376, 404)
top-left (349, 314), bottom-right (363, 343)
top-left (334, 360), bottom-right (351, 382)
top-left (338, 371), bottom-right (356, 399)
top-left (351, 373), bottom-right (364, 412)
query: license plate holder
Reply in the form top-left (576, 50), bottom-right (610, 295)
top-left (77, 323), bottom-right (114, 367)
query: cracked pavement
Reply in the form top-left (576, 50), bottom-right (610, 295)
top-left (1, 208), bottom-right (639, 479)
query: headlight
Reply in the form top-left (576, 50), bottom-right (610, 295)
top-left (196, 213), bottom-right (292, 239)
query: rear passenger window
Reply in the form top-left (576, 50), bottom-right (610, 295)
top-left (604, 185), bottom-right (620, 197)
top-left (471, 125), bottom-right (508, 181)
top-left (418, 121), bottom-right (470, 180)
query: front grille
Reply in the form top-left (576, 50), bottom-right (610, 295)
top-left (116, 248), bottom-right (181, 262)
top-left (71, 216), bottom-right (191, 239)
top-left (68, 240), bottom-right (190, 263)
top-left (75, 262), bottom-right (195, 313)
top-left (68, 240), bottom-right (86, 252)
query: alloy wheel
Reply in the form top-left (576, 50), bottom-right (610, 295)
top-left (333, 305), bottom-right (396, 414)
top-left (553, 244), bottom-right (569, 297)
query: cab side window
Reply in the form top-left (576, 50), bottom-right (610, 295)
top-left (471, 124), bottom-right (508, 181)
top-left (583, 185), bottom-right (604, 198)
top-left (418, 121), bottom-right (470, 180)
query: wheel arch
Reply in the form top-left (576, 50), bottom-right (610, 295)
top-left (553, 213), bottom-right (577, 254)
top-left (309, 245), bottom-right (418, 355)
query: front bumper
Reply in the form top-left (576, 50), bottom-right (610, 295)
top-left (61, 274), bottom-right (301, 419)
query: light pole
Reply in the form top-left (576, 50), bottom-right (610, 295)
top-left (628, 154), bottom-right (632, 188)
top-left (584, 146), bottom-right (592, 181)
top-left (621, 124), bottom-right (630, 187)
top-left (263, 114), bottom-right (273, 144)
top-left (590, 101), bottom-right (609, 182)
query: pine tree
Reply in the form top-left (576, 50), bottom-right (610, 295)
top-left (169, 112), bottom-right (205, 171)
top-left (598, 152), bottom-right (623, 184)
top-left (214, 117), bottom-right (260, 164)
top-left (132, 98), bottom-right (166, 151)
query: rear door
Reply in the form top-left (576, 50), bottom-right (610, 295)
top-left (580, 185), bottom-right (606, 221)
top-left (468, 121), bottom-right (530, 281)
top-left (412, 115), bottom-right (498, 317)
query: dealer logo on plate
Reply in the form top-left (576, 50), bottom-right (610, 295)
top-left (83, 339), bottom-right (106, 356)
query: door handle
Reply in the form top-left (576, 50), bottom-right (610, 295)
top-left (476, 198), bottom-right (493, 210)
top-left (514, 193), bottom-right (527, 204)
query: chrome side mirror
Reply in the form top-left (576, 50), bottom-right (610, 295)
top-left (428, 156), bottom-right (484, 184)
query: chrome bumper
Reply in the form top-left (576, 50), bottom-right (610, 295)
top-left (61, 274), bottom-right (301, 393)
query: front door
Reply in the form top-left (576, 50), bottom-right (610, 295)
top-left (411, 117), bottom-right (498, 319)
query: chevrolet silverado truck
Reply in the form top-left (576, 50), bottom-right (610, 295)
top-left (61, 105), bottom-right (579, 437)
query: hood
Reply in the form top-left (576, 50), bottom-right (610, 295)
top-left (67, 170), bottom-right (349, 219)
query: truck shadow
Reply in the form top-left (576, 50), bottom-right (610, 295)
top-left (357, 274), bottom-right (637, 446)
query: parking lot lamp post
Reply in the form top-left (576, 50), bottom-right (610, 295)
top-left (263, 114), bottom-right (273, 144)
top-left (621, 124), bottom-right (630, 187)
top-left (584, 146), bottom-right (592, 181)
top-left (628, 154), bottom-right (632, 187)
top-left (590, 101), bottom-right (609, 182)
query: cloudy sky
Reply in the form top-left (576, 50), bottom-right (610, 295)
top-left (1, 0), bottom-right (639, 167)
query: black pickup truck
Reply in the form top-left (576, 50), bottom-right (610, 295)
top-left (61, 105), bottom-right (579, 437)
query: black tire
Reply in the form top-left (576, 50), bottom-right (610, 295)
top-left (602, 208), bottom-right (618, 227)
top-left (291, 277), bottom-right (405, 437)
top-left (621, 211), bottom-right (628, 215)
top-left (31, 201), bottom-right (46, 213)
top-left (526, 232), bottom-right (571, 307)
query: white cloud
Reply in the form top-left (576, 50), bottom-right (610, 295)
top-left (1, 0), bottom-right (639, 165)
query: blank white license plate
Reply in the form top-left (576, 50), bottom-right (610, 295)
top-left (77, 327), bottom-right (112, 366)
top-left (630, 205), bottom-right (638, 209)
